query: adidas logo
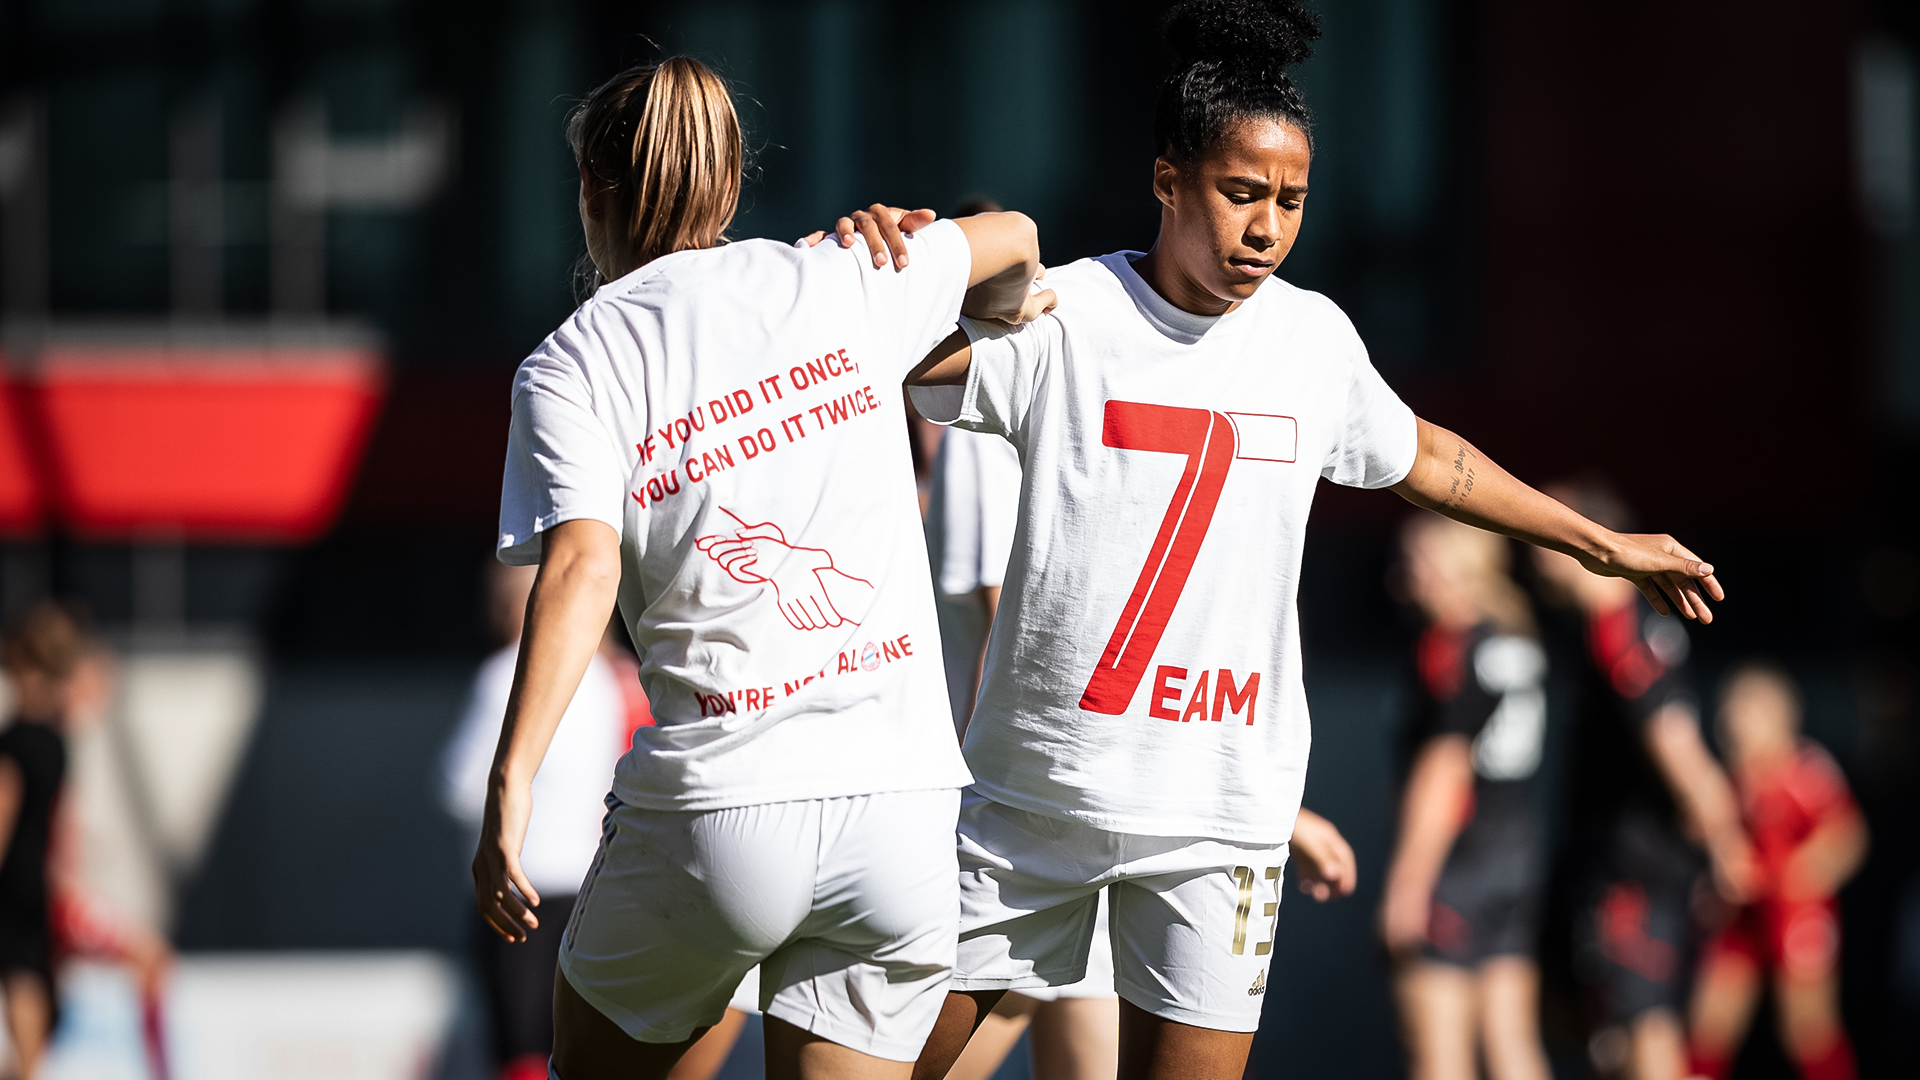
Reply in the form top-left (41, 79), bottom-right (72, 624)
top-left (1247, 970), bottom-right (1267, 997)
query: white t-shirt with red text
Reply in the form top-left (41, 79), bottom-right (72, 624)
top-left (910, 253), bottom-right (1417, 844)
top-left (498, 222), bottom-right (976, 812)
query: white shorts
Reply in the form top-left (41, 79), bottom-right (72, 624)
top-left (726, 966), bottom-right (762, 1014)
top-left (1015, 893), bottom-right (1115, 1002)
top-left (954, 793), bottom-right (1287, 1032)
top-left (560, 788), bottom-right (961, 1060)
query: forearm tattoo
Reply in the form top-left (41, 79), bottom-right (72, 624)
top-left (1442, 443), bottom-right (1477, 510)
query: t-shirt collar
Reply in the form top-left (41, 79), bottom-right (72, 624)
top-left (1105, 251), bottom-right (1234, 345)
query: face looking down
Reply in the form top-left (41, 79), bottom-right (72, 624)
top-left (1148, 116), bottom-right (1313, 316)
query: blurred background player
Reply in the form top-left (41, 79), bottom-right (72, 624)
top-left (0, 602), bottom-right (84, 1079)
top-left (1686, 663), bottom-right (1867, 1080)
top-left (1532, 481), bottom-right (1750, 1080)
top-left (48, 635), bottom-right (175, 1080)
top-left (441, 561), bottom-right (628, 1080)
top-left (443, 561), bottom-right (754, 1080)
top-left (1381, 513), bottom-right (1552, 1080)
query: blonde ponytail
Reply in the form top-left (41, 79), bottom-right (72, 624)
top-left (567, 57), bottom-right (743, 270)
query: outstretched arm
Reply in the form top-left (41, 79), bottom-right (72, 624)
top-left (472, 519), bottom-right (621, 942)
top-left (1392, 418), bottom-right (1724, 622)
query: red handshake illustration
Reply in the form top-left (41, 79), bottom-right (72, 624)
top-left (695, 508), bottom-right (876, 631)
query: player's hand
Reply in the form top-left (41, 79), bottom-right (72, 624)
top-left (1378, 880), bottom-right (1431, 956)
top-left (965, 265), bottom-right (1057, 327)
top-left (1585, 532), bottom-right (1724, 623)
top-left (473, 775), bottom-right (541, 943)
top-left (1290, 808), bottom-right (1357, 903)
top-left (797, 205), bottom-right (937, 270)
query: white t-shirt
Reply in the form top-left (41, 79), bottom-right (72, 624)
top-left (925, 427), bottom-right (1024, 731)
top-left (910, 253), bottom-right (1417, 844)
top-left (440, 647), bottom-right (626, 895)
top-left (497, 222), bottom-right (977, 811)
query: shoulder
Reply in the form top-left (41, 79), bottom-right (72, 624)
top-left (1255, 278), bottom-right (1363, 343)
top-left (599, 239), bottom-right (809, 310)
top-left (1054, 254), bottom-right (1128, 289)
top-left (512, 331), bottom-right (597, 408)
top-left (1062, 254), bottom-right (1148, 302)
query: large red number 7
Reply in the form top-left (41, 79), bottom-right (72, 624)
top-left (1079, 401), bottom-right (1237, 714)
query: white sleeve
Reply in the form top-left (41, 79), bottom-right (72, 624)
top-left (857, 218), bottom-right (973, 380)
top-left (497, 351), bottom-right (629, 565)
top-left (907, 314), bottom-right (1058, 447)
top-left (1321, 344), bottom-right (1418, 490)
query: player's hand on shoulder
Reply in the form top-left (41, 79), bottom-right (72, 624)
top-left (1586, 531), bottom-right (1725, 624)
top-left (796, 204), bottom-right (937, 270)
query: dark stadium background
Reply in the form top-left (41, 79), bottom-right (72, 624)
top-left (1, 0), bottom-right (1916, 1076)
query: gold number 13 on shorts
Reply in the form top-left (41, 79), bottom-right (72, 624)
top-left (1231, 866), bottom-right (1283, 955)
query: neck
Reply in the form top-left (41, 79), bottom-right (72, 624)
top-left (1134, 236), bottom-right (1240, 318)
top-left (601, 250), bottom-right (642, 282)
top-left (1736, 740), bottom-right (1795, 774)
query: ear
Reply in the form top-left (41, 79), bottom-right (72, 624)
top-left (1151, 157), bottom-right (1180, 212)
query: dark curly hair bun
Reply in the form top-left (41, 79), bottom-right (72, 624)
top-left (1155, 0), bottom-right (1322, 164)
top-left (1163, 0), bottom-right (1319, 67)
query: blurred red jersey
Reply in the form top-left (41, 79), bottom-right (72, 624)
top-left (1742, 741), bottom-right (1856, 899)
top-left (1703, 741), bottom-right (1859, 987)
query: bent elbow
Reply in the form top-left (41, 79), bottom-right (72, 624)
top-left (577, 546), bottom-right (623, 595)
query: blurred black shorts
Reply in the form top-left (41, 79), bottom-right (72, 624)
top-left (0, 916), bottom-right (52, 985)
top-left (1573, 878), bottom-right (1690, 1022)
top-left (1421, 815), bottom-right (1541, 967)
